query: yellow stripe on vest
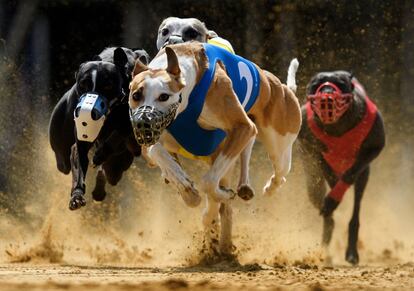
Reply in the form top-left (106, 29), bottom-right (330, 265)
top-left (177, 147), bottom-right (211, 162)
top-left (208, 38), bottom-right (235, 54)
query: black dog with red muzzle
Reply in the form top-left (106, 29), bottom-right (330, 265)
top-left (298, 71), bottom-right (385, 265)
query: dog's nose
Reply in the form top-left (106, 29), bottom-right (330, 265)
top-left (168, 35), bottom-right (184, 45)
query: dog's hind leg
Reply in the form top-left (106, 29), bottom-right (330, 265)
top-left (260, 129), bottom-right (297, 196)
top-left (202, 195), bottom-right (220, 257)
top-left (199, 64), bottom-right (257, 203)
top-left (201, 128), bottom-right (256, 203)
top-left (346, 166), bottom-right (369, 265)
top-left (322, 215), bottom-right (335, 266)
top-left (301, 150), bottom-right (334, 265)
top-left (320, 167), bottom-right (341, 266)
top-left (302, 151), bottom-right (327, 210)
top-left (237, 137), bottom-right (255, 201)
top-left (219, 202), bottom-right (233, 256)
top-left (219, 171), bottom-right (234, 256)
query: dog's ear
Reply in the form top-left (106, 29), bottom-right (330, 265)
top-left (165, 46), bottom-right (180, 76)
top-left (114, 47), bottom-right (128, 70)
top-left (74, 62), bottom-right (85, 81)
top-left (207, 30), bottom-right (218, 40)
top-left (348, 71), bottom-right (355, 91)
top-left (132, 59), bottom-right (148, 77)
top-left (92, 55), bottom-right (102, 61)
top-left (133, 49), bottom-right (150, 65)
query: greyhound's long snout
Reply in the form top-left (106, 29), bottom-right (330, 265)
top-left (167, 35), bottom-right (184, 45)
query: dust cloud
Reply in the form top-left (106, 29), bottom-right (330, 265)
top-left (0, 118), bottom-right (413, 268)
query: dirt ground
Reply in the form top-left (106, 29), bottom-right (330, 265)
top-left (0, 131), bottom-right (413, 290)
top-left (0, 262), bottom-right (413, 291)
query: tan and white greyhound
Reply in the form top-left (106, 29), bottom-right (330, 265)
top-left (128, 42), bottom-right (301, 255)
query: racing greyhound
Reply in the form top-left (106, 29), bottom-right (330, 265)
top-left (298, 71), bottom-right (385, 265)
top-left (128, 42), bottom-right (301, 255)
top-left (49, 47), bottom-right (149, 210)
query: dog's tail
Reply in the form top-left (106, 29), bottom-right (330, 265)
top-left (287, 58), bottom-right (299, 93)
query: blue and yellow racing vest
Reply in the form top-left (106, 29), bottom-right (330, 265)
top-left (167, 43), bottom-right (260, 158)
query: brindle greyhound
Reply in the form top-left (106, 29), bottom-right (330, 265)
top-left (49, 47), bottom-right (149, 210)
top-left (298, 71), bottom-right (385, 265)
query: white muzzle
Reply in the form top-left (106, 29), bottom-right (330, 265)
top-left (74, 93), bottom-right (108, 142)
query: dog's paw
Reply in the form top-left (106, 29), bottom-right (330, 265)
top-left (323, 255), bottom-right (333, 268)
top-left (162, 167), bottom-right (201, 207)
top-left (237, 184), bottom-right (255, 201)
top-left (69, 189), bottom-right (86, 210)
top-left (216, 186), bottom-right (236, 202)
top-left (263, 175), bottom-right (286, 196)
top-left (180, 182), bottom-right (201, 207)
top-left (92, 189), bottom-right (106, 202)
top-left (345, 248), bottom-right (359, 266)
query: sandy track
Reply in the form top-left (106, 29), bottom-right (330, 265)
top-left (0, 109), bottom-right (413, 291)
top-left (0, 263), bottom-right (413, 291)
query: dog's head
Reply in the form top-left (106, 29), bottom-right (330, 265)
top-left (128, 46), bottom-right (186, 146)
top-left (156, 17), bottom-right (212, 50)
top-left (74, 47), bottom-right (149, 142)
top-left (306, 71), bottom-right (355, 124)
top-left (75, 47), bottom-right (150, 105)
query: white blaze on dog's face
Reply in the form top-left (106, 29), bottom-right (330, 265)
top-left (129, 47), bottom-right (187, 146)
top-left (129, 46), bottom-right (186, 113)
top-left (156, 17), bottom-right (209, 50)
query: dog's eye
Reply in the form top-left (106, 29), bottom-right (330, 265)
top-left (185, 28), bottom-right (199, 39)
top-left (132, 91), bottom-right (143, 102)
top-left (161, 28), bottom-right (169, 36)
top-left (158, 93), bottom-right (170, 102)
top-left (78, 79), bottom-right (90, 92)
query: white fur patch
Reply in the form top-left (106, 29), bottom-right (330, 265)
top-left (148, 54), bottom-right (197, 115)
top-left (259, 128), bottom-right (297, 177)
top-left (91, 69), bottom-right (97, 91)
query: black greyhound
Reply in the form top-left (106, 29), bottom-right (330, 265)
top-left (49, 47), bottom-right (149, 210)
top-left (298, 71), bottom-right (385, 265)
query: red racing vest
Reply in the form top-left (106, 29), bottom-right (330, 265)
top-left (306, 82), bottom-right (378, 176)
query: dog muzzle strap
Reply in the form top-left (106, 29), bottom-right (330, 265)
top-left (74, 93), bottom-right (109, 142)
top-left (130, 101), bottom-right (180, 146)
top-left (307, 82), bottom-right (353, 124)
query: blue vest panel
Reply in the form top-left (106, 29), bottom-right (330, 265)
top-left (167, 43), bottom-right (260, 156)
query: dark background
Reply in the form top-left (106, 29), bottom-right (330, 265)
top-left (0, 0), bottom-right (413, 211)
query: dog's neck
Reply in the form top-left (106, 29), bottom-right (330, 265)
top-left (149, 52), bottom-right (199, 115)
top-left (315, 93), bottom-right (366, 136)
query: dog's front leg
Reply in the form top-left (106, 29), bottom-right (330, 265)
top-left (237, 137), bottom-right (255, 201)
top-left (148, 143), bottom-right (201, 207)
top-left (201, 123), bottom-right (257, 202)
top-left (69, 141), bottom-right (92, 210)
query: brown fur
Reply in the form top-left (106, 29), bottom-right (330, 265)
top-left (249, 70), bottom-right (302, 135)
